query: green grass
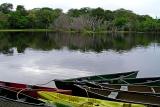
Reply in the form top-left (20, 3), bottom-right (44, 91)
top-left (0, 29), bottom-right (55, 32)
top-left (0, 29), bottom-right (157, 34)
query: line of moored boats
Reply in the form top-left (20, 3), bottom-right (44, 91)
top-left (1, 71), bottom-right (160, 107)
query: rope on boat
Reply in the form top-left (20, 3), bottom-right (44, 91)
top-left (35, 79), bottom-right (55, 86)
top-left (119, 78), bottom-right (130, 85)
top-left (95, 75), bottom-right (128, 84)
top-left (92, 82), bottom-right (104, 89)
top-left (16, 88), bottom-right (31, 100)
top-left (81, 86), bottom-right (90, 98)
top-left (98, 84), bottom-right (103, 89)
top-left (16, 79), bottom-right (55, 100)
top-left (96, 75), bottom-right (107, 80)
top-left (0, 85), bottom-right (31, 100)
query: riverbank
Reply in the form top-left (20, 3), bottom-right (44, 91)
top-left (0, 29), bottom-right (56, 32)
top-left (0, 29), bottom-right (159, 34)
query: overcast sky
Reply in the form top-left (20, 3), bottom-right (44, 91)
top-left (0, 0), bottom-right (159, 17)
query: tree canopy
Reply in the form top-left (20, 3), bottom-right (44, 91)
top-left (0, 3), bottom-right (160, 32)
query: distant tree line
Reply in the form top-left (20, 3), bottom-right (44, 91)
top-left (0, 3), bottom-right (160, 32)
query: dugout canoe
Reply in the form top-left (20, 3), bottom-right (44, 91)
top-left (98, 77), bottom-right (160, 86)
top-left (0, 80), bottom-right (72, 98)
top-left (73, 84), bottom-right (160, 106)
top-left (0, 86), bottom-right (51, 107)
top-left (84, 82), bottom-right (160, 96)
top-left (38, 91), bottom-right (146, 107)
top-left (54, 71), bottom-right (139, 90)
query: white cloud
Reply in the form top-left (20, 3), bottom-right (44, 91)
top-left (0, 0), bottom-right (159, 17)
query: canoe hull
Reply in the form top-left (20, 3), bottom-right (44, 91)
top-left (38, 91), bottom-right (145, 107)
top-left (101, 77), bottom-right (160, 86)
top-left (99, 84), bottom-right (160, 94)
top-left (85, 82), bottom-right (160, 95)
top-left (0, 97), bottom-right (50, 107)
top-left (55, 71), bottom-right (139, 90)
top-left (73, 85), bottom-right (160, 106)
top-left (54, 80), bottom-right (75, 90)
top-left (0, 86), bottom-right (51, 107)
top-left (18, 89), bottom-right (72, 98)
top-left (0, 81), bottom-right (72, 98)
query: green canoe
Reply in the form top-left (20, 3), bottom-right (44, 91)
top-left (100, 77), bottom-right (160, 86)
top-left (54, 71), bottom-right (139, 90)
top-left (86, 82), bottom-right (160, 95)
top-left (38, 91), bottom-right (146, 107)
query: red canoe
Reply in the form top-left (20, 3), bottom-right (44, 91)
top-left (0, 81), bottom-right (72, 98)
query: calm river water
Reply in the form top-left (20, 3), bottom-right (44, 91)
top-left (0, 32), bottom-right (160, 86)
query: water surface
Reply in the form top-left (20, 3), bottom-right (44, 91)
top-left (0, 32), bottom-right (160, 86)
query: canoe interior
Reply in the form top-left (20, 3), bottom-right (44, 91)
top-left (123, 77), bottom-right (160, 84)
top-left (73, 85), bottom-right (160, 106)
top-left (95, 88), bottom-right (160, 105)
top-left (133, 80), bottom-right (160, 86)
top-left (0, 87), bottom-right (45, 105)
top-left (99, 84), bottom-right (160, 94)
top-left (38, 91), bottom-right (146, 107)
top-left (100, 77), bottom-right (160, 86)
top-left (154, 87), bottom-right (160, 93)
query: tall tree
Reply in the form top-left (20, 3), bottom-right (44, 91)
top-left (16, 5), bottom-right (27, 15)
top-left (8, 5), bottom-right (29, 29)
top-left (0, 3), bottom-right (13, 14)
top-left (0, 12), bottom-right (9, 28)
top-left (90, 7), bottom-right (105, 20)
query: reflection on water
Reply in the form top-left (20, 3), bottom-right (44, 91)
top-left (0, 32), bottom-right (160, 54)
top-left (0, 32), bottom-right (160, 86)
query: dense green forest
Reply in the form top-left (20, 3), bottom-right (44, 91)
top-left (0, 3), bottom-right (160, 32)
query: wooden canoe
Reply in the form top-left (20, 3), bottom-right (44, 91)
top-left (98, 77), bottom-right (160, 86)
top-left (85, 82), bottom-right (160, 95)
top-left (0, 86), bottom-right (51, 107)
top-left (0, 81), bottom-right (72, 98)
top-left (38, 91), bottom-right (146, 107)
top-left (54, 71), bottom-right (139, 90)
top-left (73, 85), bottom-right (160, 106)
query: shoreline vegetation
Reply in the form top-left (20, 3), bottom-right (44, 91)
top-left (0, 3), bottom-right (160, 33)
top-left (0, 29), bottom-right (159, 34)
top-left (0, 29), bottom-right (54, 32)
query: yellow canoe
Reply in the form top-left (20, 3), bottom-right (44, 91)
top-left (38, 91), bottom-right (146, 107)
